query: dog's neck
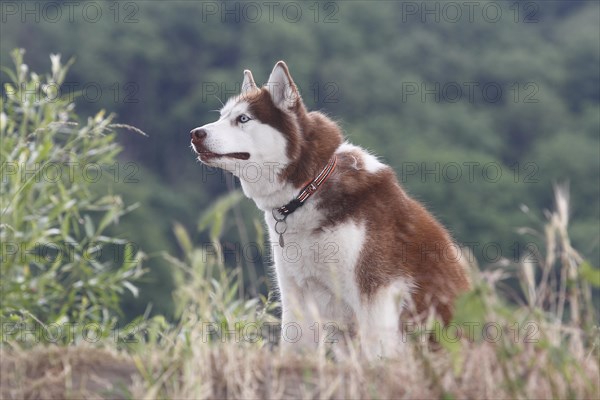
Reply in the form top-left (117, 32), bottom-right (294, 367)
top-left (239, 153), bottom-right (337, 213)
top-left (239, 170), bottom-right (298, 212)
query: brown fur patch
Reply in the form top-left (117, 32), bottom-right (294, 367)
top-left (246, 88), bottom-right (302, 163)
top-left (315, 152), bottom-right (470, 323)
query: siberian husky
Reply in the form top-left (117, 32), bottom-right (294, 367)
top-left (190, 61), bottom-right (471, 359)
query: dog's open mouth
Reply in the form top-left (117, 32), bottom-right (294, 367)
top-left (197, 150), bottom-right (250, 161)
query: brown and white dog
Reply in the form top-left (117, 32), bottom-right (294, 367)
top-left (190, 61), bottom-right (470, 359)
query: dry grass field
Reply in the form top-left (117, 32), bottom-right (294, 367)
top-left (2, 333), bottom-right (598, 399)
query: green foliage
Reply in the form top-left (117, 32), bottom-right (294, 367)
top-left (197, 190), bottom-right (244, 243)
top-left (166, 190), bottom-right (277, 341)
top-left (0, 49), bottom-right (145, 344)
top-left (2, 1), bottom-right (597, 316)
top-left (580, 262), bottom-right (600, 288)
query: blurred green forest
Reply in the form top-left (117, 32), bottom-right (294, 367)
top-left (1, 0), bottom-right (598, 322)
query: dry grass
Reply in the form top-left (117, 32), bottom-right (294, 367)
top-left (2, 337), bottom-right (598, 399)
top-left (133, 338), bottom-right (598, 399)
top-left (0, 346), bottom-right (137, 399)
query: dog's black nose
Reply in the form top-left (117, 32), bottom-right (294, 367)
top-left (190, 128), bottom-right (207, 140)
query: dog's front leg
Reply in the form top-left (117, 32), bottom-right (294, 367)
top-left (277, 276), bottom-right (321, 354)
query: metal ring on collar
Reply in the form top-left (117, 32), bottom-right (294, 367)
top-left (272, 208), bottom-right (287, 222)
top-left (275, 220), bottom-right (287, 235)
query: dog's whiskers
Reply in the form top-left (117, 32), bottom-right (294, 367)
top-left (214, 95), bottom-right (225, 107)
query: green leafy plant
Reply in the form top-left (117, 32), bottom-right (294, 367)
top-left (1, 49), bottom-right (146, 344)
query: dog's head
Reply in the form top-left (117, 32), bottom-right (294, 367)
top-left (190, 61), bottom-right (342, 188)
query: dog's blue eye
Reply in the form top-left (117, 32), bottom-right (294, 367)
top-left (238, 114), bottom-right (251, 124)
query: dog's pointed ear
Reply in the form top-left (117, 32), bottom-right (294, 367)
top-left (265, 61), bottom-right (300, 109)
top-left (241, 69), bottom-right (257, 95)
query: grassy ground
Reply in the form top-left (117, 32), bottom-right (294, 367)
top-left (2, 336), bottom-right (598, 399)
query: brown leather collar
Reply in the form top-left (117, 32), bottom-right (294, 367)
top-left (272, 155), bottom-right (338, 246)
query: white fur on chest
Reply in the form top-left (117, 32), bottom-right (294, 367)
top-left (266, 207), bottom-right (365, 323)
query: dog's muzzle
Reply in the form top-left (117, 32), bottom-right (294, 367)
top-left (189, 128), bottom-right (250, 161)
